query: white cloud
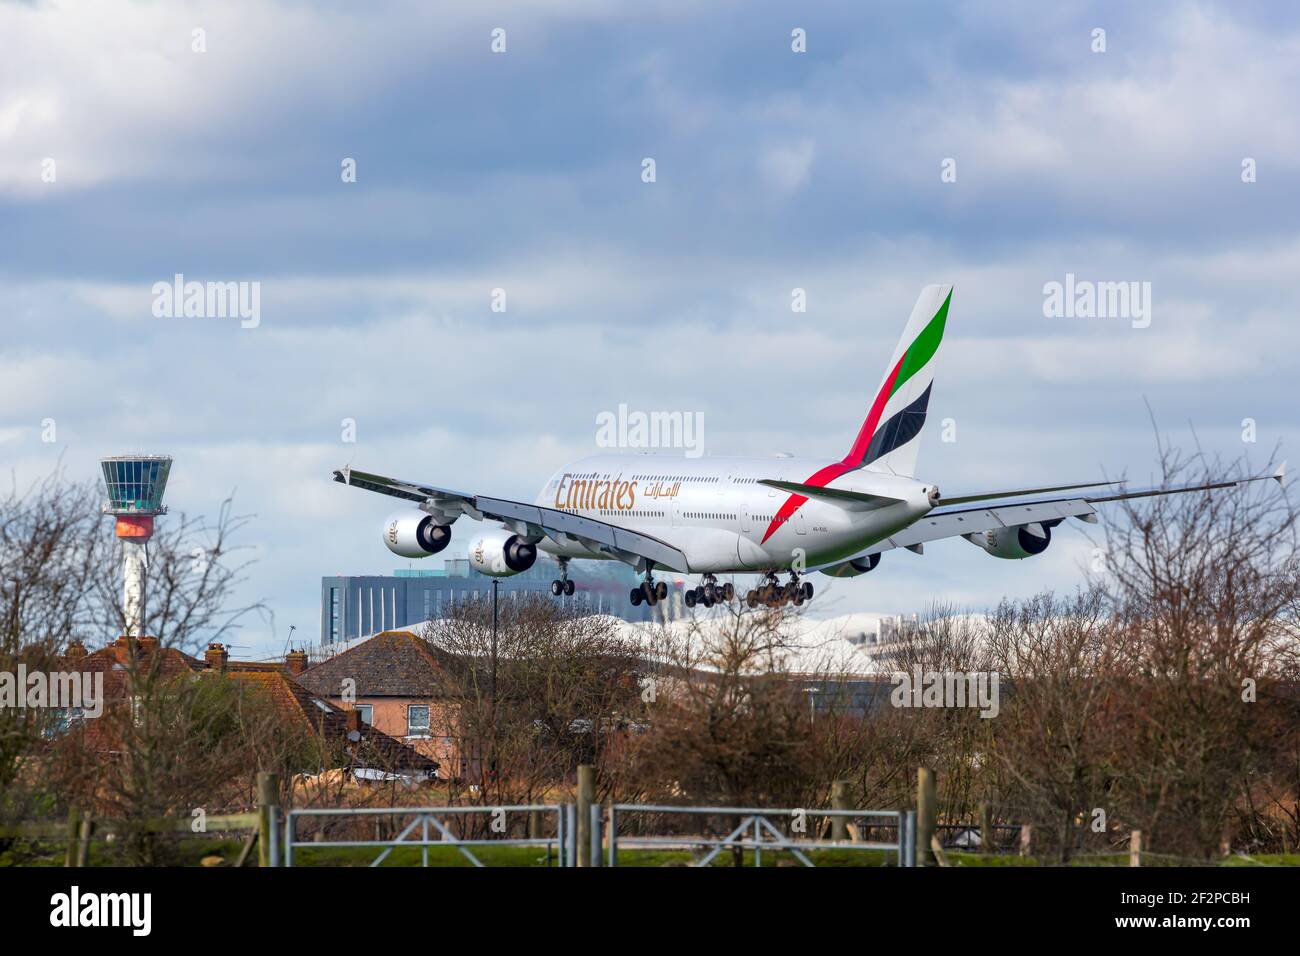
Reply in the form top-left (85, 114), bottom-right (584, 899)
top-left (758, 138), bottom-right (815, 193)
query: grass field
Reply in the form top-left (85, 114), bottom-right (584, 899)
top-left (5, 837), bottom-right (1299, 867)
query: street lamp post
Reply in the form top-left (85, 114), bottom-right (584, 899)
top-left (490, 578), bottom-right (499, 782)
top-left (806, 685), bottom-right (820, 722)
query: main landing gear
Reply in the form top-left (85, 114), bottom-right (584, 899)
top-left (683, 575), bottom-right (734, 609)
top-left (629, 572), bottom-right (667, 607)
top-left (550, 559), bottom-right (576, 597)
top-left (745, 571), bottom-right (814, 608)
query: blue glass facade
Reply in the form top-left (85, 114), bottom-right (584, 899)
top-left (320, 558), bottom-right (657, 644)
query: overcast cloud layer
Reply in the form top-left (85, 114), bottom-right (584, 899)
top-left (2, 1), bottom-right (1297, 656)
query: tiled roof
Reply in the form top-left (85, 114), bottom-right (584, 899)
top-left (72, 635), bottom-right (205, 677)
top-left (222, 666), bottom-right (436, 772)
top-left (58, 636), bottom-right (435, 773)
top-left (297, 630), bottom-right (453, 698)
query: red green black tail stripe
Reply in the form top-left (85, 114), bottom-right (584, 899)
top-left (759, 289), bottom-right (950, 544)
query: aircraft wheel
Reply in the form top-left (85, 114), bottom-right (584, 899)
top-left (551, 580), bottom-right (563, 596)
top-left (656, 581), bottom-right (667, 601)
top-left (564, 579), bottom-right (575, 596)
top-left (722, 583), bottom-right (735, 601)
top-left (684, 589), bottom-right (697, 608)
top-left (746, 590), bottom-right (758, 608)
top-left (630, 588), bottom-right (643, 606)
top-left (801, 582), bottom-right (813, 601)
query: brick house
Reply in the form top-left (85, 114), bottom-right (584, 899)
top-left (58, 635), bottom-right (437, 781)
top-left (293, 630), bottom-right (470, 778)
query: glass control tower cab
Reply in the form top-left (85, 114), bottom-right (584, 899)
top-left (100, 455), bottom-right (173, 638)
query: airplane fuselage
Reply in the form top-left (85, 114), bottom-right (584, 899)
top-left (534, 454), bottom-right (937, 573)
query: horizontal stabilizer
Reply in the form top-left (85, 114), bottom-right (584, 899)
top-left (758, 479), bottom-right (905, 511)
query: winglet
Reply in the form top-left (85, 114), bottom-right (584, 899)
top-left (1274, 461), bottom-right (1287, 487)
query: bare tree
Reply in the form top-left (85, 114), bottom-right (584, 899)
top-left (0, 469), bottom-right (107, 827)
top-left (981, 588), bottom-right (1119, 861)
top-left (422, 595), bottom-right (644, 823)
top-left (1097, 444), bottom-right (1300, 858)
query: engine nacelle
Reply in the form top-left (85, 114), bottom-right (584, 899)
top-left (468, 527), bottom-right (538, 577)
top-left (822, 552), bottom-right (882, 578)
top-left (966, 522), bottom-right (1051, 559)
top-left (383, 510), bottom-right (452, 558)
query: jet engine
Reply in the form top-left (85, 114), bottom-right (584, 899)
top-left (965, 522), bottom-right (1051, 559)
top-left (468, 527), bottom-right (538, 577)
top-left (822, 552), bottom-right (882, 578)
top-left (382, 510), bottom-right (452, 558)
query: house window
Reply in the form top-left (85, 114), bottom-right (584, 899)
top-left (355, 705), bottom-right (373, 726)
top-left (407, 704), bottom-right (430, 736)
top-left (43, 707), bottom-right (83, 739)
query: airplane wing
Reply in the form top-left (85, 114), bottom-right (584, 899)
top-left (820, 464), bottom-right (1286, 567)
top-left (935, 479), bottom-right (1121, 506)
top-left (332, 467), bottom-right (689, 572)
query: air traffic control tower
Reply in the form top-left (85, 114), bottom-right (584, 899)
top-left (101, 455), bottom-right (172, 637)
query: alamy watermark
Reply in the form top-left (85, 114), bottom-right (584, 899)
top-left (890, 667), bottom-right (1000, 718)
top-left (1042, 273), bottom-right (1151, 329)
top-left (50, 886), bottom-right (150, 936)
top-left (152, 273), bottom-right (261, 329)
top-left (596, 403), bottom-right (704, 458)
top-left (0, 666), bottom-right (103, 718)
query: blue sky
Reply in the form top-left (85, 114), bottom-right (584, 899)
top-left (3, 1), bottom-right (1298, 656)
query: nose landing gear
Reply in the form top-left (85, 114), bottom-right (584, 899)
top-left (550, 559), bottom-right (576, 597)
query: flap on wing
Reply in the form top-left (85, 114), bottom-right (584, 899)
top-left (893, 498), bottom-right (1097, 548)
top-left (758, 479), bottom-right (904, 511)
top-left (815, 497), bottom-right (1098, 572)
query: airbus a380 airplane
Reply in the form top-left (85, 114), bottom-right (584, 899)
top-left (335, 285), bottom-right (1284, 609)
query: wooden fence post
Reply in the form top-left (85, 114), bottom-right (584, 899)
top-left (64, 807), bottom-right (81, 867)
top-left (831, 781), bottom-right (850, 842)
top-left (930, 834), bottom-right (950, 867)
top-left (916, 768), bottom-right (937, 867)
top-left (576, 764), bottom-right (594, 868)
top-left (1129, 829), bottom-right (1142, 867)
top-left (257, 772), bottom-right (281, 868)
top-left (1019, 824), bottom-right (1033, 857)
top-left (75, 813), bottom-right (92, 868)
top-left (979, 801), bottom-right (992, 853)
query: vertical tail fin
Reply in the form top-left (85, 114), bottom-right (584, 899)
top-left (841, 284), bottom-right (951, 478)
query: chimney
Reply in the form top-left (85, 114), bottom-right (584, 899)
top-left (345, 709), bottom-right (362, 734)
top-left (204, 642), bottom-right (228, 672)
top-left (65, 640), bottom-right (87, 661)
top-left (285, 649), bottom-right (308, 676)
top-left (112, 634), bottom-right (133, 665)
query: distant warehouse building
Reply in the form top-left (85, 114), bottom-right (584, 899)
top-left (320, 557), bottom-right (670, 645)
